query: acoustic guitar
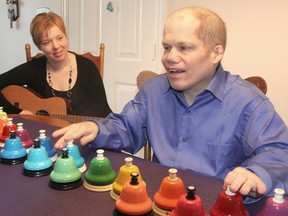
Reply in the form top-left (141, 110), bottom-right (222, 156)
top-left (1, 85), bottom-right (101, 123)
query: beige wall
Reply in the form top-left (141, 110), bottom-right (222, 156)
top-left (164, 0), bottom-right (288, 125)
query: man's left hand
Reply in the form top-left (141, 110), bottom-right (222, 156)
top-left (224, 167), bottom-right (267, 197)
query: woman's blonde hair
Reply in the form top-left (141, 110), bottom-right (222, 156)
top-left (30, 12), bottom-right (67, 47)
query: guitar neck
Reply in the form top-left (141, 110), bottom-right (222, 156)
top-left (49, 114), bottom-right (102, 123)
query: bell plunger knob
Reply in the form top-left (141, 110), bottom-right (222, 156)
top-left (186, 186), bottom-right (196, 200)
top-left (62, 148), bottom-right (69, 158)
top-left (33, 138), bottom-right (41, 148)
top-left (10, 130), bottom-right (16, 138)
top-left (130, 172), bottom-right (139, 185)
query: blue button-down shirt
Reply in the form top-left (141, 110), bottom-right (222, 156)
top-left (93, 65), bottom-right (288, 200)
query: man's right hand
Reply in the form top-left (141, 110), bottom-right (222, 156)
top-left (52, 121), bottom-right (99, 149)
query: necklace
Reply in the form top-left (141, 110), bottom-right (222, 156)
top-left (48, 65), bottom-right (73, 111)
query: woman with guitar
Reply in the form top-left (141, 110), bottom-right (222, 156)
top-left (0, 12), bottom-right (111, 119)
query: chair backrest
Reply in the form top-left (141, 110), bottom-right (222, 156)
top-left (136, 70), bottom-right (157, 161)
top-left (245, 76), bottom-right (267, 94)
top-left (25, 43), bottom-right (105, 79)
top-left (136, 70), bottom-right (267, 161)
top-left (136, 70), bottom-right (158, 89)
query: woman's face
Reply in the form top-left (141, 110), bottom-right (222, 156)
top-left (38, 25), bottom-right (68, 63)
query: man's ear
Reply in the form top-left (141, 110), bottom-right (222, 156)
top-left (212, 45), bottom-right (224, 64)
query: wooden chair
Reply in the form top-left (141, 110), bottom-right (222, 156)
top-left (25, 43), bottom-right (105, 79)
top-left (245, 76), bottom-right (267, 94)
top-left (137, 70), bottom-right (157, 161)
top-left (136, 70), bottom-right (268, 161)
top-left (137, 70), bottom-right (158, 89)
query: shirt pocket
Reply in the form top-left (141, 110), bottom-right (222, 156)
top-left (203, 141), bottom-right (239, 173)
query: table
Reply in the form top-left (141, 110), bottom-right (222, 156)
top-left (0, 115), bottom-right (267, 215)
top-left (9, 114), bottom-right (71, 127)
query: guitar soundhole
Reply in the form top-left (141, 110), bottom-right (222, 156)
top-left (36, 110), bottom-right (50, 116)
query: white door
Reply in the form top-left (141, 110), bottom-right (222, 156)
top-left (67, 0), bottom-right (163, 157)
top-left (100, 0), bottom-right (162, 113)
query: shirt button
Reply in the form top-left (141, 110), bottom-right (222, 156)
top-left (182, 137), bottom-right (187, 142)
top-left (185, 110), bottom-right (190, 114)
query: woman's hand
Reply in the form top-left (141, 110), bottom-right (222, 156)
top-left (52, 121), bottom-right (99, 149)
top-left (19, 110), bottom-right (34, 115)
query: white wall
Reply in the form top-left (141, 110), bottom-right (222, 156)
top-left (0, 0), bottom-right (63, 72)
top-left (164, 0), bottom-right (288, 125)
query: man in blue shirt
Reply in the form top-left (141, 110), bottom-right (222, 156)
top-left (53, 6), bottom-right (288, 202)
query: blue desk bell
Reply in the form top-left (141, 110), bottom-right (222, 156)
top-left (23, 138), bottom-right (53, 177)
top-left (0, 130), bottom-right (27, 165)
top-left (38, 129), bottom-right (58, 162)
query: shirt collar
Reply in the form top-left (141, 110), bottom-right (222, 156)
top-left (162, 64), bottom-right (227, 101)
top-left (161, 74), bottom-right (171, 93)
top-left (206, 64), bottom-right (226, 101)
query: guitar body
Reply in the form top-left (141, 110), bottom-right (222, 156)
top-left (1, 85), bottom-right (68, 115)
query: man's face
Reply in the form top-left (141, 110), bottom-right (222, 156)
top-left (162, 15), bottom-right (220, 97)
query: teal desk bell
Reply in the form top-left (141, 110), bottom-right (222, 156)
top-left (66, 140), bottom-right (86, 172)
top-left (0, 130), bottom-right (27, 165)
top-left (23, 138), bottom-right (53, 177)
